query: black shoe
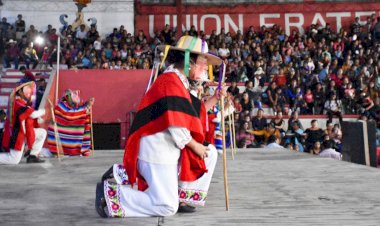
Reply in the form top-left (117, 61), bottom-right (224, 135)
top-left (101, 165), bottom-right (114, 181)
top-left (26, 155), bottom-right (45, 163)
top-left (95, 182), bottom-right (108, 218)
top-left (24, 150), bottom-right (31, 158)
top-left (178, 203), bottom-right (196, 213)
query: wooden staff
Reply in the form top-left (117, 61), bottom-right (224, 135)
top-left (228, 112), bottom-right (234, 160)
top-left (48, 98), bottom-right (64, 160)
top-left (231, 111), bottom-right (237, 155)
top-left (220, 95), bottom-right (230, 211)
top-left (90, 105), bottom-right (94, 156)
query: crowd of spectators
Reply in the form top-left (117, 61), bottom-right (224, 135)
top-left (1, 13), bottom-right (380, 154)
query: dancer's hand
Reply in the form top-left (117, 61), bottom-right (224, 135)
top-left (187, 139), bottom-right (209, 159)
top-left (88, 98), bottom-right (95, 106)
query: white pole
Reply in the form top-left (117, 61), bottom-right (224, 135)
top-left (55, 36), bottom-right (61, 103)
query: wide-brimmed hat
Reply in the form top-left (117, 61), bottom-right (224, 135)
top-left (8, 39), bottom-right (16, 44)
top-left (14, 81), bottom-right (35, 94)
top-left (158, 35), bottom-right (222, 66)
top-left (8, 81), bottom-right (36, 129)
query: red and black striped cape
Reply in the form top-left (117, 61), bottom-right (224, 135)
top-left (123, 72), bottom-right (208, 191)
top-left (2, 97), bottom-right (35, 152)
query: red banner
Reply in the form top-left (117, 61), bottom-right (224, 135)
top-left (135, 2), bottom-right (380, 38)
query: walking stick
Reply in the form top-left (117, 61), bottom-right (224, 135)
top-left (48, 98), bottom-right (64, 161)
top-left (220, 96), bottom-right (230, 210)
top-left (231, 111), bottom-right (237, 155)
top-left (90, 105), bottom-right (94, 156)
top-left (218, 62), bottom-right (229, 210)
top-left (228, 113), bottom-right (234, 160)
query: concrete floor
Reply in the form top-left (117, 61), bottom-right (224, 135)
top-left (1, 149), bottom-right (380, 226)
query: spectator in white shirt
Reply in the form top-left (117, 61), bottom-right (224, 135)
top-left (76, 24), bottom-right (87, 41)
top-left (218, 42), bottom-right (230, 59)
top-left (266, 135), bottom-right (284, 149)
top-left (319, 140), bottom-right (342, 160)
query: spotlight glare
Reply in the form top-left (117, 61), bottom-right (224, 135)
top-left (35, 36), bottom-right (44, 45)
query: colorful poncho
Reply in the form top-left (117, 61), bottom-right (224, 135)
top-left (47, 100), bottom-right (91, 156)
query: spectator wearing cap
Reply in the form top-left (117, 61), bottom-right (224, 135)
top-left (3, 39), bottom-right (20, 69)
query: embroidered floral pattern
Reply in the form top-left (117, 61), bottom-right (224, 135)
top-left (104, 181), bottom-right (125, 217)
top-left (114, 164), bottom-right (130, 185)
top-left (178, 187), bottom-right (207, 206)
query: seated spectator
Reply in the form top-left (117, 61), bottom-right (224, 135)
top-left (319, 140), bottom-right (342, 160)
top-left (274, 87), bottom-right (287, 114)
top-left (248, 123), bottom-right (281, 147)
top-left (309, 141), bottom-right (322, 155)
top-left (266, 135), bottom-right (284, 149)
top-left (236, 121), bottom-right (255, 148)
top-left (76, 24), bottom-right (88, 42)
top-left (19, 66), bottom-right (35, 83)
top-left (332, 123), bottom-right (342, 152)
top-left (357, 91), bottom-right (378, 120)
top-left (285, 122), bottom-right (305, 152)
top-left (304, 88), bottom-right (314, 114)
top-left (227, 80), bottom-right (239, 96)
top-left (23, 42), bottom-right (39, 69)
top-left (3, 39), bottom-right (20, 69)
top-left (270, 111), bottom-right (285, 137)
top-left (263, 81), bottom-right (277, 114)
top-left (313, 82), bottom-right (326, 114)
top-left (324, 92), bottom-right (343, 124)
top-left (303, 119), bottom-right (325, 152)
top-left (240, 92), bottom-right (253, 117)
top-left (288, 111), bottom-right (304, 130)
top-left (273, 68), bottom-right (287, 88)
top-left (232, 96), bottom-right (242, 114)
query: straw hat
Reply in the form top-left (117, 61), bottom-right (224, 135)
top-left (14, 81), bottom-right (35, 94)
top-left (158, 35), bottom-right (222, 66)
top-left (8, 81), bottom-right (35, 128)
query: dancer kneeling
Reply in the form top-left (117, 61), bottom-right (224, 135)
top-left (96, 35), bottom-right (225, 217)
top-left (0, 81), bottom-right (46, 164)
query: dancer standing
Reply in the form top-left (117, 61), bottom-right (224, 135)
top-left (47, 89), bottom-right (94, 156)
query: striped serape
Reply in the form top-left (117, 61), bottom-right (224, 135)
top-left (48, 100), bottom-right (91, 156)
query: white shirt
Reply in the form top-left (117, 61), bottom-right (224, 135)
top-left (93, 40), bottom-right (102, 50)
top-left (319, 148), bottom-right (342, 160)
top-left (266, 143), bottom-right (284, 149)
top-left (218, 48), bottom-right (230, 57)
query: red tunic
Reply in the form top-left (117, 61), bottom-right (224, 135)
top-left (123, 72), bottom-right (207, 191)
top-left (2, 97), bottom-right (35, 151)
